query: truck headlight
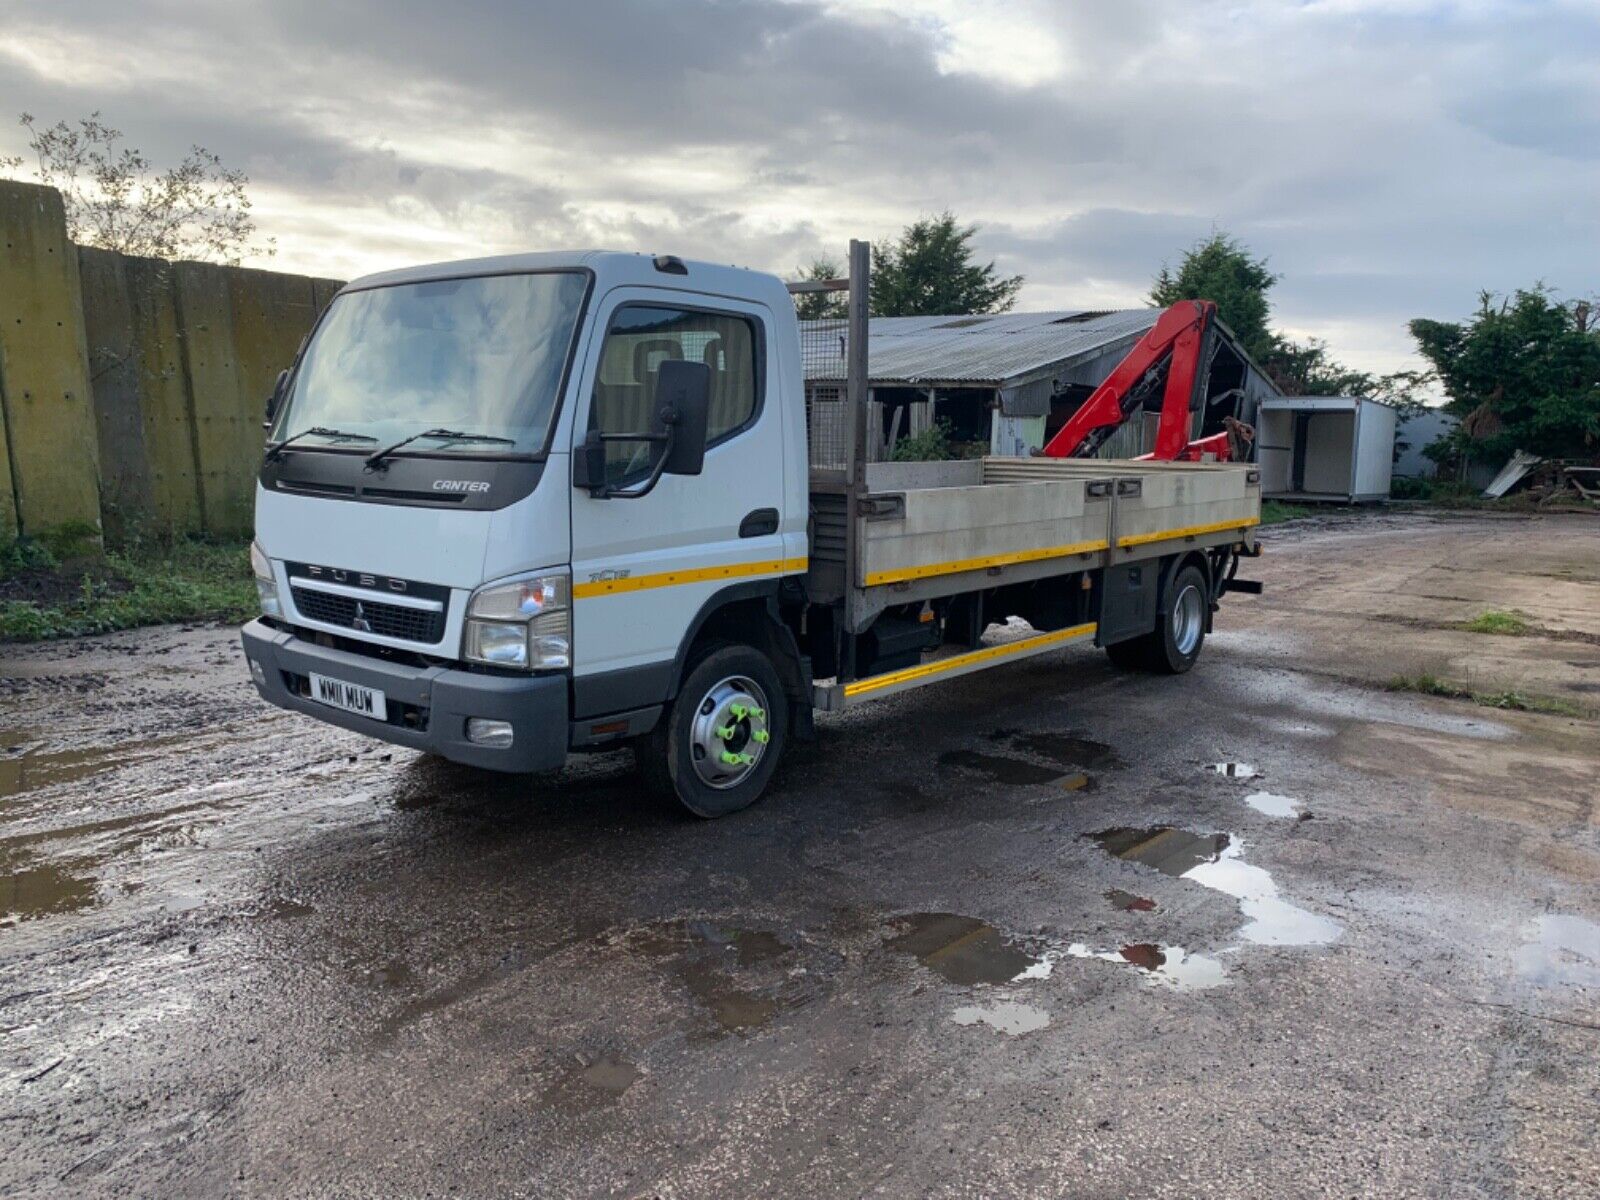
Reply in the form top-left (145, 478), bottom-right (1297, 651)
top-left (250, 541), bottom-right (282, 618)
top-left (463, 572), bottom-right (570, 670)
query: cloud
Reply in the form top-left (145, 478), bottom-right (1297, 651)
top-left (1, 0), bottom-right (1596, 374)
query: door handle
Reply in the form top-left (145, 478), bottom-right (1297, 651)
top-left (739, 508), bottom-right (779, 538)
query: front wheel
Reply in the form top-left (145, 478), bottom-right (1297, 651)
top-left (640, 643), bottom-right (789, 818)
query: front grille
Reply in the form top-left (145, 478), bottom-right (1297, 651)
top-left (291, 586), bottom-right (446, 644)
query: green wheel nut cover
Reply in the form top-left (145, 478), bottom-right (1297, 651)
top-left (720, 750), bottom-right (756, 766)
top-left (752, 729), bottom-right (770, 744)
top-left (715, 724), bottom-right (736, 740)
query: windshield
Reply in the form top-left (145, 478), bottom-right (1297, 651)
top-left (272, 271), bottom-right (589, 457)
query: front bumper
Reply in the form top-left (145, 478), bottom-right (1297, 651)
top-left (240, 619), bottom-right (568, 774)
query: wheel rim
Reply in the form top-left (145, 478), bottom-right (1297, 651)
top-left (1171, 583), bottom-right (1204, 656)
top-left (688, 674), bottom-right (772, 790)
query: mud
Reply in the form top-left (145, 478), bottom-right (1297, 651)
top-left (3, 513), bottom-right (1599, 1199)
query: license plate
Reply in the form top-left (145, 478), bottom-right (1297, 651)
top-left (308, 672), bottom-right (386, 720)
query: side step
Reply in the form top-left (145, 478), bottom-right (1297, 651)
top-left (813, 622), bottom-right (1098, 712)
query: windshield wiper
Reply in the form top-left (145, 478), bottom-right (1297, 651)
top-left (265, 426), bottom-right (377, 463)
top-left (364, 428), bottom-right (517, 471)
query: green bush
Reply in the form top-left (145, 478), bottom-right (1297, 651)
top-left (890, 419), bottom-right (956, 462)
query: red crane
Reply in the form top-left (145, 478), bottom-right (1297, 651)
top-left (1041, 300), bottom-right (1251, 462)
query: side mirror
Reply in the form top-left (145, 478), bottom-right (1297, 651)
top-left (264, 368), bottom-right (289, 431)
top-left (656, 360), bottom-right (710, 477)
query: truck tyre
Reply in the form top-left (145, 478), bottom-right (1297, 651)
top-left (1103, 564), bottom-right (1207, 674)
top-left (1148, 564), bottom-right (1207, 674)
top-left (643, 643), bottom-right (789, 818)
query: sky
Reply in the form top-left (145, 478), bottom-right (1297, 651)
top-left (1, 0), bottom-right (1596, 377)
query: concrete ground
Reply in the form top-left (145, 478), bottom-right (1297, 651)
top-left (1, 510), bottom-right (1596, 1199)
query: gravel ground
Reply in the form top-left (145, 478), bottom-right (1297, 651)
top-left (1, 510), bottom-right (1596, 1199)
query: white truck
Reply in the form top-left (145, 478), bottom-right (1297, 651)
top-left (241, 242), bottom-right (1261, 816)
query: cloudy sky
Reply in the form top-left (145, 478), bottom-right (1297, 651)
top-left (2, 0), bottom-right (1596, 375)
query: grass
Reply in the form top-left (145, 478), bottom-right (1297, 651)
top-left (1259, 501), bottom-right (1318, 526)
top-left (1384, 672), bottom-right (1587, 719)
top-left (1460, 609), bottom-right (1531, 636)
top-left (0, 533), bottom-right (255, 642)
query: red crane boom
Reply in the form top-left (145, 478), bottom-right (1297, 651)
top-left (1040, 299), bottom-right (1245, 462)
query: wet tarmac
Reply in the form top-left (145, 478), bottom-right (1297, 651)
top-left (3, 513), bottom-right (1600, 1198)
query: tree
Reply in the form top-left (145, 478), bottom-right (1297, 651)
top-left (870, 213), bottom-right (1022, 317)
top-left (5, 112), bottom-right (273, 265)
top-left (1410, 288), bottom-right (1600, 463)
top-left (1269, 337), bottom-right (1429, 411)
top-left (1151, 233), bottom-right (1278, 364)
top-left (790, 257), bottom-right (847, 321)
top-left (1152, 230), bottom-right (1426, 407)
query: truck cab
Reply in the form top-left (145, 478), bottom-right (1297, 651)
top-left (244, 252), bottom-right (808, 810)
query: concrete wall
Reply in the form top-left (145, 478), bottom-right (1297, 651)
top-left (0, 178), bottom-right (343, 541)
top-left (0, 181), bottom-right (102, 541)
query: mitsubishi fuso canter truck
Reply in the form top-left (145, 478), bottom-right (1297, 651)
top-left (241, 241), bottom-right (1261, 816)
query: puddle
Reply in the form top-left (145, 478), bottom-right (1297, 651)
top-left (1243, 791), bottom-right (1303, 819)
top-left (0, 734), bottom-right (187, 801)
top-left (1515, 914), bottom-right (1600, 992)
top-left (629, 920), bottom-right (794, 1034)
top-left (938, 750), bottom-right (1063, 787)
top-left (877, 781), bottom-right (933, 813)
top-left (1091, 827), bottom-right (1231, 877)
top-left (1105, 889), bottom-right (1156, 912)
top-left (260, 896), bottom-right (316, 920)
top-left (951, 1001), bottom-right (1050, 1035)
top-left (0, 743), bottom-right (124, 800)
top-left (1066, 942), bottom-right (1227, 991)
top-left (988, 730), bottom-right (1124, 770)
top-left (0, 852), bottom-right (99, 922)
top-left (1088, 826), bottom-right (1341, 947)
top-left (372, 961), bottom-right (417, 989)
top-left (544, 1056), bottom-right (643, 1111)
top-left (1210, 762), bottom-right (1261, 779)
top-left (884, 912), bottom-right (1041, 985)
top-left (1185, 842), bottom-right (1342, 946)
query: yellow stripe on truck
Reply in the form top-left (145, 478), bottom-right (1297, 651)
top-left (843, 622), bottom-right (1098, 698)
top-left (863, 540), bottom-right (1109, 587)
top-left (573, 557), bottom-right (808, 599)
top-left (1116, 517), bottom-right (1259, 550)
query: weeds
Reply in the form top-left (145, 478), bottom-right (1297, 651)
top-left (0, 533), bottom-right (254, 641)
top-left (1260, 501), bottom-right (1317, 525)
top-left (1460, 610), bottom-right (1531, 636)
top-left (1385, 672), bottom-right (1587, 718)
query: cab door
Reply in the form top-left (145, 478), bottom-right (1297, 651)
top-left (567, 290), bottom-right (789, 711)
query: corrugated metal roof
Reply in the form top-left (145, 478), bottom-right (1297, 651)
top-left (801, 308), bottom-right (1161, 387)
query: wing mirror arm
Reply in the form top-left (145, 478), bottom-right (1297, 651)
top-left (573, 425), bottom-right (677, 500)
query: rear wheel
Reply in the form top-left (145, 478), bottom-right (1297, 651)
top-left (1102, 564), bottom-right (1208, 675)
top-left (638, 643), bottom-right (789, 818)
top-left (1148, 565), bottom-right (1208, 674)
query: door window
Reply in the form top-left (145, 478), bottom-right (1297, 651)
top-left (589, 305), bottom-right (760, 482)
